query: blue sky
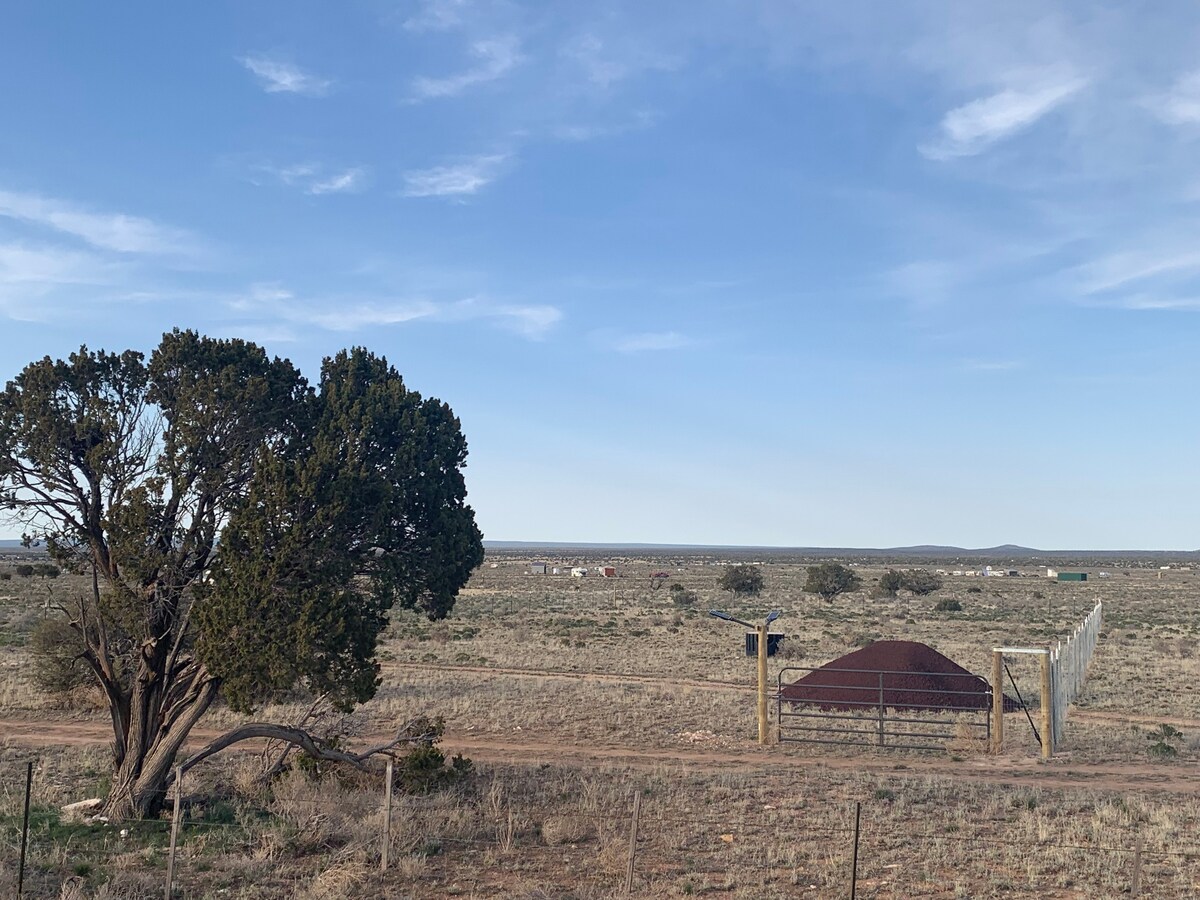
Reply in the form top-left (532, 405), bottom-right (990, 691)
top-left (2, 1), bottom-right (1200, 549)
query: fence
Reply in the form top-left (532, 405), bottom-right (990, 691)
top-left (776, 666), bottom-right (992, 751)
top-left (1050, 600), bottom-right (1103, 749)
top-left (5, 750), bottom-right (1197, 898)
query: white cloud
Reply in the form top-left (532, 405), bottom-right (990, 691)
top-left (445, 299), bottom-right (561, 339)
top-left (402, 154), bottom-right (509, 197)
top-left (308, 168), bottom-right (366, 195)
top-left (0, 190), bottom-right (193, 255)
top-left (921, 76), bottom-right (1087, 160)
top-left (410, 36), bottom-right (523, 100)
top-left (561, 34), bottom-right (680, 89)
top-left (239, 55), bottom-right (331, 96)
top-left (1148, 70), bottom-right (1200, 125)
top-left (306, 301), bottom-right (440, 331)
top-left (613, 331), bottom-right (692, 353)
top-left (1076, 248), bottom-right (1200, 294)
top-left (403, 0), bottom-right (471, 32)
top-left (228, 284), bottom-right (561, 339)
top-left (250, 163), bottom-right (367, 195)
top-left (1105, 294), bottom-right (1200, 311)
top-left (0, 242), bottom-right (110, 286)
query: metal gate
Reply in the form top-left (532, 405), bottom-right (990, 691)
top-left (776, 665), bottom-right (992, 751)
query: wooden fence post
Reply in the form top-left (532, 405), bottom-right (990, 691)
top-left (1039, 651), bottom-right (1052, 759)
top-left (1131, 834), bottom-right (1143, 896)
top-left (165, 766), bottom-right (182, 900)
top-left (381, 758), bottom-right (394, 871)
top-left (623, 792), bottom-right (642, 898)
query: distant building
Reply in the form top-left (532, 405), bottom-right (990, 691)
top-left (529, 562), bottom-right (547, 575)
top-left (598, 566), bottom-right (616, 577)
top-left (1045, 568), bottom-right (1058, 579)
top-left (571, 567), bottom-right (587, 578)
top-left (1057, 572), bottom-right (1087, 582)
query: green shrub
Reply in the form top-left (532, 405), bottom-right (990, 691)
top-left (669, 583), bottom-right (699, 607)
top-left (934, 598), bottom-right (963, 612)
top-left (719, 564), bottom-right (764, 596)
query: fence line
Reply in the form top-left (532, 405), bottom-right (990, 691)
top-left (5, 749), bottom-right (1199, 898)
top-left (1050, 599), bottom-right (1103, 748)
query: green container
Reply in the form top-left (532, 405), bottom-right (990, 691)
top-left (1057, 572), bottom-right (1087, 582)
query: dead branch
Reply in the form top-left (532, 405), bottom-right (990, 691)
top-left (175, 717), bottom-right (437, 779)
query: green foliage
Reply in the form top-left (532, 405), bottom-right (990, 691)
top-left (0, 571), bottom-right (10, 580)
top-left (669, 583), bottom-right (698, 606)
top-left (718, 564), bottom-right (764, 596)
top-left (933, 598), bottom-right (963, 612)
top-left (899, 569), bottom-right (942, 595)
top-left (14, 564), bottom-right (33, 578)
top-left (296, 716), bottom-right (473, 793)
top-left (1146, 723), bottom-right (1184, 758)
top-left (880, 568), bottom-right (942, 597)
top-left (878, 570), bottom-right (904, 598)
top-left (803, 563), bottom-right (862, 602)
top-left (0, 331), bottom-right (484, 815)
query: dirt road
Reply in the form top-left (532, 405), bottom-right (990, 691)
top-left (3, 714), bottom-right (1198, 796)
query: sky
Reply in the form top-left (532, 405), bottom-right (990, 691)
top-left (2, 1), bottom-right (1200, 549)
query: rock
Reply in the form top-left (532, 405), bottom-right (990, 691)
top-left (61, 798), bottom-right (103, 823)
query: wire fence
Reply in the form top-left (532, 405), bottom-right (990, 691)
top-left (1050, 599), bottom-right (1103, 748)
top-left (4, 750), bottom-right (1199, 898)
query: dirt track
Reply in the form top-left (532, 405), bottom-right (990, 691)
top-left (3, 713), bottom-right (1199, 797)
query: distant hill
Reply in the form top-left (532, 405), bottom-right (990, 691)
top-left (483, 540), bottom-right (1200, 562)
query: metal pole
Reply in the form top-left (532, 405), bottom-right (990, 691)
top-left (877, 672), bottom-right (885, 747)
top-left (382, 758), bottom-right (394, 870)
top-left (1039, 651), bottom-right (1053, 759)
top-left (757, 623), bottom-right (769, 745)
top-left (991, 650), bottom-right (1004, 753)
top-left (165, 766), bottom-right (182, 900)
top-left (848, 800), bottom-right (861, 900)
top-left (17, 760), bottom-right (32, 898)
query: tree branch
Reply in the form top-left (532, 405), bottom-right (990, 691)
top-left (176, 717), bottom-right (436, 778)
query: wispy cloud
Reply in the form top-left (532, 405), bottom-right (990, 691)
top-left (229, 284), bottom-right (561, 339)
top-left (402, 154), bottom-right (510, 197)
top-left (410, 36), bottom-right (523, 100)
top-left (613, 331), bottom-right (692, 353)
top-left (0, 243), bottom-right (111, 286)
top-left (0, 189), bottom-right (193, 255)
top-left (1075, 247), bottom-right (1200, 294)
top-left (561, 34), bottom-right (680, 89)
top-left (403, 0), bottom-right (471, 32)
top-left (239, 55), bottom-right (331, 96)
top-left (1148, 70), bottom-right (1200, 125)
top-left (921, 75), bottom-right (1087, 160)
top-left (252, 163), bottom-right (367, 195)
top-left (552, 110), bottom-right (658, 142)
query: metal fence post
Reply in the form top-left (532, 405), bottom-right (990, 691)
top-left (17, 760), bottom-right (32, 898)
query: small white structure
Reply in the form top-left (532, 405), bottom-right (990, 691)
top-left (571, 567), bottom-right (587, 578)
top-left (1046, 567), bottom-right (1058, 578)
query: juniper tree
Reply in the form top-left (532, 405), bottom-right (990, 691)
top-left (0, 331), bottom-right (483, 818)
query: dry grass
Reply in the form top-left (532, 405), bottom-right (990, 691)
top-left (3, 553), bottom-right (1200, 895)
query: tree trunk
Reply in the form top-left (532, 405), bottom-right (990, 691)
top-left (100, 670), bottom-right (219, 820)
